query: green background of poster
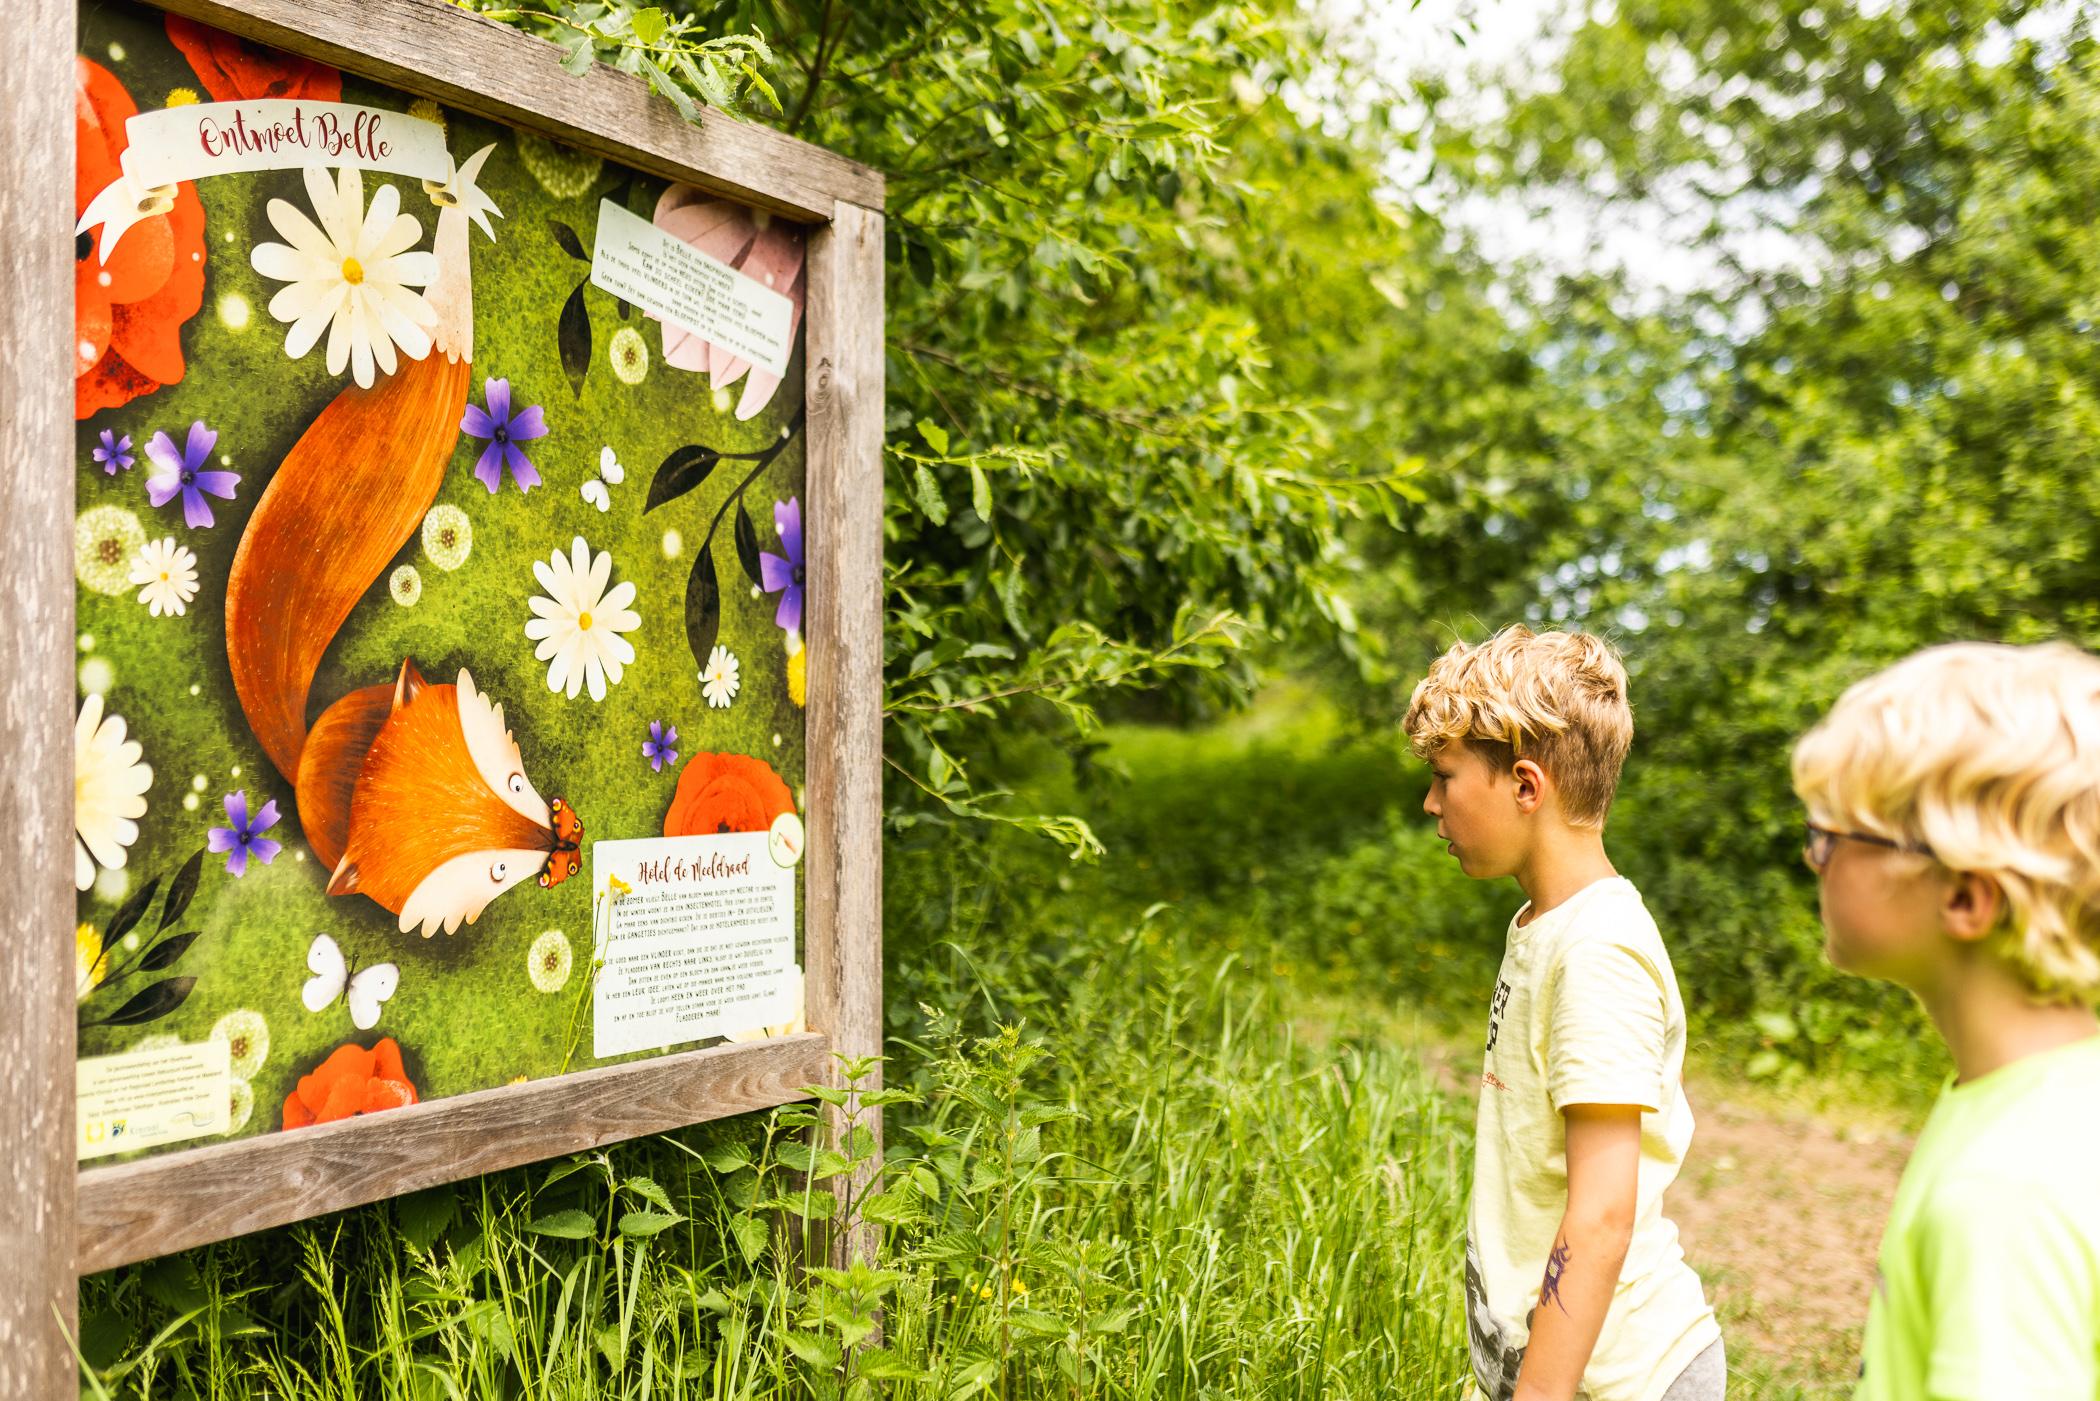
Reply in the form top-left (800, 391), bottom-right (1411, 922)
top-left (72, 1), bottom-right (808, 1158)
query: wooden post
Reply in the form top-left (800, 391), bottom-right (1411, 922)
top-left (803, 198), bottom-right (886, 1268)
top-left (0, 3), bottom-right (80, 1395)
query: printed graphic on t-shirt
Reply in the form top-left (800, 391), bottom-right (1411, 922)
top-left (1466, 1237), bottom-right (1527, 1401)
top-left (1486, 977), bottom-right (1513, 1053)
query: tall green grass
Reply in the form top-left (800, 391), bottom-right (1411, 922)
top-left (82, 693), bottom-right (1934, 1396)
top-left (81, 865), bottom-right (1472, 1399)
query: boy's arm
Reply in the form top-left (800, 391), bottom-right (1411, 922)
top-left (1511, 1104), bottom-right (1642, 1401)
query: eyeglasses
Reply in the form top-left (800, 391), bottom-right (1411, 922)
top-left (1802, 821), bottom-right (1934, 873)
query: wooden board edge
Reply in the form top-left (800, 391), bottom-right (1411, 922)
top-left (149, 0), bottom-right (884, 220)
top-left (0, 2), bottom-right (81, 1396)
top-left (76, 1032), bottom-right (831, 1275)
top-left (801, 198), bottom-right (886, 1267)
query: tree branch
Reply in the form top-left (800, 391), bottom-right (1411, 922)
top-left (899, 341), bottom-right (1210, 443)
top-left (783, 0), bottom-right (838, 135)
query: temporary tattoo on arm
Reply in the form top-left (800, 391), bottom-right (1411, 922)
top-left (1540, 1236), bottom-right (1572, 1314)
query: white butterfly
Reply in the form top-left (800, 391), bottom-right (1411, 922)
top-left (581, 445), bottom-right (627, 512)
top-left (302, 933), bottom-right (399, 1031)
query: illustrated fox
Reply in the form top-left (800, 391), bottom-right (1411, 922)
top-left (223, 147), bottom-right (581, 937)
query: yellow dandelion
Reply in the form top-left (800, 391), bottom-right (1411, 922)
top-left (407, 98), bottom-right (446, 132)
top-left (164, 86), bottom-right (200, 107)
top-left (76, 923), bottom-right (108, 1000)
top-left (787, 648), bottom-right (807, 708)
top-left (608, 874), bottom-right (632, 899)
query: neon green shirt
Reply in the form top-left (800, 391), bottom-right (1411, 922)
top-left (1858, 1034), bottom-right (2100, 1400)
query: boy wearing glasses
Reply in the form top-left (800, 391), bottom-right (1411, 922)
top-left (1406, 627), bottom-right (1721, 1401)
top-left (1793, 642), bottom-right (2100, 1399)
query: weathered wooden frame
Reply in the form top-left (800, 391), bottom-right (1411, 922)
top-left (0, 2), bottom-right (884, 1394)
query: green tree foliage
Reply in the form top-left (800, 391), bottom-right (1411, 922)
top-left (1372, 0), bottom-right (2100, 1071)
top-left (581, 0), bottom-right (1448, 845)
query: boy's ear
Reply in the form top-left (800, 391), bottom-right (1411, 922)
top-left (1941, 870), bottom-right (2005, 943)
top-left (1511, 757), bottom-right (1548, 814)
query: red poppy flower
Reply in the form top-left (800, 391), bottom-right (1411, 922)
top-left (165, 17), bottom-right (341, 102)
top-left (664, 752), bottom-right (797, 837)
top-left (75, 59), bottom-right (206, 421)
top-left (282, 1037), bottom-right (418, 1129)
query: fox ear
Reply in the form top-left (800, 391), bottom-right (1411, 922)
top-left (327, 855), bottom-right (362, 896)
top-left (393, 658), bottom-right (427, 712)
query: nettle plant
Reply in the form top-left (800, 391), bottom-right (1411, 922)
top-left (461, 2), bottom-right (779, 120)
top-left (503, 1024), bottom-right (1106, 1401)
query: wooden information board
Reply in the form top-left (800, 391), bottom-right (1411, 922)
top-left (0, 3), bottom-right (883, 1393)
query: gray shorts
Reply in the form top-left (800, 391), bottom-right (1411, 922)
top-left (1660, 1340), bottom-right (1726, 1400)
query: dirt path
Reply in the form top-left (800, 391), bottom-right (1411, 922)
top-left (1667, 1085), bottom-right (1910, 1396)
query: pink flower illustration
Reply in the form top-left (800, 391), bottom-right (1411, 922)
top-left (650, 186), bottom-right (806, 421)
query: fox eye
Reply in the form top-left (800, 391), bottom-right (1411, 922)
top-left (507, 773), bottom-right (525, 796)
top-left (490, 860), bottom-right (508, 882)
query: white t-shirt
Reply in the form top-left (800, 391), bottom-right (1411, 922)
top-left (1464, 876), bottom-right (1719, 1401)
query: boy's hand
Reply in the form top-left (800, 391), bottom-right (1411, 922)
top-left (1511, 1104), bottom-right (1643, 1401)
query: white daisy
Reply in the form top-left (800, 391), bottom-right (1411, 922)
top-left (524, 536), bottom-right (640, 701)
top-left (251, 165), bottom-right (440, 389)
top-left (128, 536), bottom-right (198, 617)
top-left (701, 645), bottom-right (740, 709)
top-left (75, 692), bottom-right (151, 892)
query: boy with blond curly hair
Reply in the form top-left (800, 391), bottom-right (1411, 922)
top-left (1406, 626), bottom-right (1721, 1401)
top-left (1793, 642), bottom-right (2100, 1399)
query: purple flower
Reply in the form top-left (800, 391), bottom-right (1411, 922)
top-left (93, 430), bottom-right (134, 475)
top-left (757, 496), bottom-right (804, 634)
top-left (462, 378), bottom-right (548, 494)
top-left (144, 420), bottom-right (239, 528)
top-left (207, 789), bottom-right (281, 878)
top-left (642, 720), bottom-right (679, 772)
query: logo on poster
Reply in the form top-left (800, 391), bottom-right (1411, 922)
top-left (768, 812), bottom-right (804, 868)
